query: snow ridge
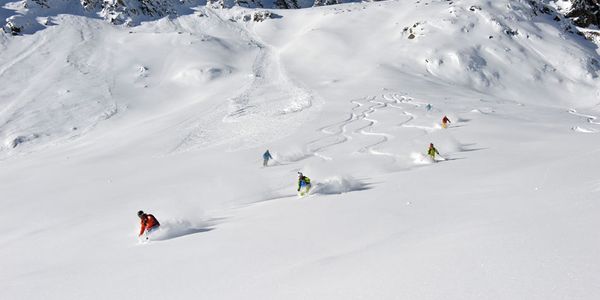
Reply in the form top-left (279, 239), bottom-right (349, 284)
top-left (2, 0), bottom-right (347, 34)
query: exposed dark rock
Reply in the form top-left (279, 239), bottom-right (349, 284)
top-left (567, 0), bottom-right (600, 27)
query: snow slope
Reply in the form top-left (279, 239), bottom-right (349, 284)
top-left (1, 0), bottom-right (600, 299)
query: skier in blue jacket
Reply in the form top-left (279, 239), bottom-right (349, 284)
top-left (263, 150), bottom-right (273, 167)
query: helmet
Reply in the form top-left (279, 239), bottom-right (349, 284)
top-left (430, 143), bottom-right (434, 147)
top-left (137, 210), bottom-right (144, 217)
top-left (298, 172), bottom-right (303, 177)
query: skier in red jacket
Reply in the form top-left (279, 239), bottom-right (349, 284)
top-left (442, 116), bottom-right (451, 128)
top-left (138, 210), bottom-right (160, 237)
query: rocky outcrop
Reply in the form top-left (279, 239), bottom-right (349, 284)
top-left (567, 0), bottom-right (600, 27)
top-left (89, 0), bottom-right (196, 25)
top-left (3, 0), bottom-right (345, 34)
top-left (314, 0), bottom-right (340, 7)
top-left (2, 0), bottom-right (203, 34)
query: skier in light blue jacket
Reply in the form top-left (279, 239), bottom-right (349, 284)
top-left (263, 150), bottom-right (273, 167)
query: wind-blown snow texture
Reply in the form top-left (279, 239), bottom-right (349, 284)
top-left (1, 0), bottom-right (600, 299)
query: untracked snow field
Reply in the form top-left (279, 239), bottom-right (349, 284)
top-left (1, 0), bottom-right (600, 299)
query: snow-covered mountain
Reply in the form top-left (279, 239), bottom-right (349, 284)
top-left (3, 0), bottom-right (600, 35)
top-left (1, 0), bottom-right (600, 299)
top-left (1, 0), bottom-right (598, 156)
top-left (3, 0), bottom-right (204, 32)
top-left (2, 0), bottom-right (339, 33)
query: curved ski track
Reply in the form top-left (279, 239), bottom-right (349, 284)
top-left (568, 109), bottom-right (600, 133)
top-left (306, 92), bottom-right (445, 165)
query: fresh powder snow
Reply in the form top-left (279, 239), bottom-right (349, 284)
top-left (1, 0), bottom-right (600, 299)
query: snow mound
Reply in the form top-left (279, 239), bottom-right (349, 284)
top-left (172, 65), bottom-right (233, 85)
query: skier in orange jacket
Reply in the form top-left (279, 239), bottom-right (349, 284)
top-left (442, 116), bottom-right (451, 128)
top-left (138, 210), bottom-right (160, 237)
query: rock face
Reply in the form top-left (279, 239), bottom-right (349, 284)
top-left (83, 0), bottom-right (181, 24)
top-left (273, 0), bottom-right (300, 9)
top-left (567, 0), bottom-right (600, 27)
top-left (3, 0), bottom-right (345, 34)
top-left (27, 0), bottom-right (200, 25)
top-left (2, 0), bottom-right (203, 34)
top-left (314, 0), bottom-right (340, 6)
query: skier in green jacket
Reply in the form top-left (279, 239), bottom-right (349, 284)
top-left (297, 172), bottom-right (312, 196)
top-left (427, 143), bottom-right (440, 161)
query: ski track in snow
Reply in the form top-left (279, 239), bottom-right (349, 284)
top-left (173, 8), bottom-right (318, 153)
top-left (306, 92), bottom-right (456, 166)
top-left (568, 109), bottom-right (600, 133)
top-left (356, 98), bottom-right (396, 158)
top-left (304, 98), bottom-right (368, 159)
top-left (0, 35), bottom-right (48, 79)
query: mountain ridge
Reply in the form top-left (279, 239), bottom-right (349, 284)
top-left (3, 1), bottom-right (598, 37)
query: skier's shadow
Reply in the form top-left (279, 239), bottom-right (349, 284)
top-left (437, 157), bottom-right (465, 162)
top-left (459, 143), bottom-right (487, 152)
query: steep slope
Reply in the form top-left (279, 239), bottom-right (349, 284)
top-left (270, 0), bottom-right (600, 107)
top-left (1, 1), bottom-right (600, 299)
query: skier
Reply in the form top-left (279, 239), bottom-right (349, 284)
top-left (297, 172), bottom-right (312, 196)
top-left (263, 150), bottom-right (273, 167)
top-left (426, 104), bottom-right (432, 111)
top-left (442, 115), bottom-right (451, 128)
top-left (138, 210), bottom-right (160, 239)
top-left (427, 143), bottom-right (440, 161)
